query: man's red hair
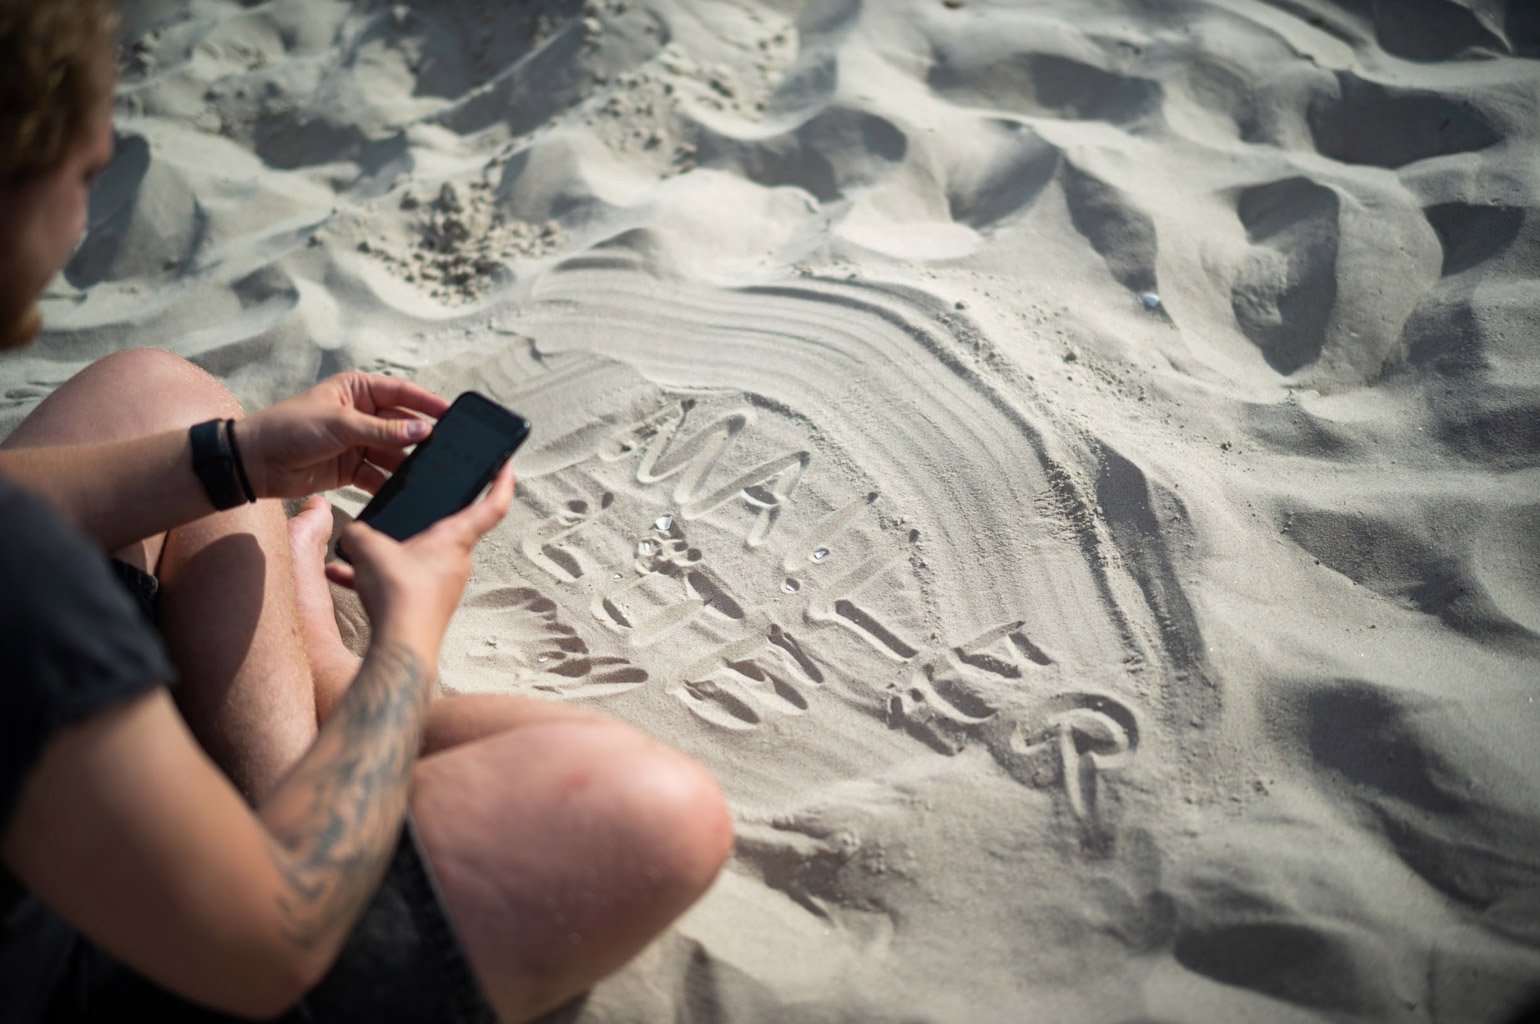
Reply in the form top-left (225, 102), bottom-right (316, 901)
top-left (0, 0), bottom-right (119, 181)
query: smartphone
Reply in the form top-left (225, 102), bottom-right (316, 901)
top-left (337, 391), bottom-right (531, 562)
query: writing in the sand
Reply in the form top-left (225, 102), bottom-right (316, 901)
top-left (519, 396), bottom-right (1139, 828)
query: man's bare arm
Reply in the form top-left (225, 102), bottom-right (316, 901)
top-left (0, 630), bottom-right (437, 1017)
top-left (258, 639), bottom-right (433, 951)
top-left (0, 430), bottom-right (213, 552)
top-left (0, 371), bottom-right (447, 553)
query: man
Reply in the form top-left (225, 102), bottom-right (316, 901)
top-left (0, 1), bottom-right (733, 1020)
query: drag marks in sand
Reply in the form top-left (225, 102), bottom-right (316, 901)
top-left (437, 262), bottom-right (1189, 852)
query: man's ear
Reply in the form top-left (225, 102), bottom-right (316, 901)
top-left (0, 305), bottom-right (43, 352)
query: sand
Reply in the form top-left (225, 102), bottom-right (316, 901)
top-left (7, 0), bottom-right (1540, 1020)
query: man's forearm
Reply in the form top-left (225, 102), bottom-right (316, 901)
top-left (0, 429), bottom-right (220, 551)
top-left (257, 635), bottom-right (435, 954)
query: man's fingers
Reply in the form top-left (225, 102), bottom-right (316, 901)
top-left (350, 374), bottom-right (452, 419)
top-left (487, 458), bottom-right (517, 511)
top-left (352, 461), bottom-right (390, 495)
top-left (434, 461), bottom-right (516, 544)
top-left (324, 561), bottom-right (356, 589)
top-left (341, 409), bottom-right (432, 451)
top-left (466, 460), bottom-right (517, 534)
top-left (362, 445), bottom-right (407, 474)
top-left (338, 520), bottom-right (388, 558)
top-left (325, 523), bottom-right (377, 589)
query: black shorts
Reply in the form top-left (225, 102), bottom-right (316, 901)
top-left (68, 560), bottom-right (498, 1023)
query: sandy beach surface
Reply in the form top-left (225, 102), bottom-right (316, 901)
top-left (6, 0), bottom-right (1540, 1020)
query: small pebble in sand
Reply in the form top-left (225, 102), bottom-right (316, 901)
top-left (655, 514), bottom-right (673, 531)
top-left (782, 578), bottom-right (801, 594)
top-left (811, 547), bottom-right (829, 562)
top-left (1139, 291), bottom-right (1161, 311)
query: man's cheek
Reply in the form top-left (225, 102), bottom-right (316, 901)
top-left (60, 199), bottom-right (90, 271)
top-left (67, 223), bottom-right (89, 265)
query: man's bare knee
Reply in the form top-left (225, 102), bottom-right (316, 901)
top-left (607, 740), bottom-right (735, 898)
top-left (4, 347), bottom-right (242, 451)
top-left (82, 347), bottom-right (244, 428)
top-left (413, 721), bottom-right (733, 1021)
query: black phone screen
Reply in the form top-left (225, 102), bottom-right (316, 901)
top-left (353, 391), bottom-right (530, 546)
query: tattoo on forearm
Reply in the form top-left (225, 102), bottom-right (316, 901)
top-left (264, 641), bottom-right (431, 950)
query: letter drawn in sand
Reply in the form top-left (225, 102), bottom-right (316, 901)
top-left (1000, 692), bottom-right (1140, 839)
top-left (521, 491), bottom-right (616, 581)
top-left (806, 528), bottom-right (923, 662)
top-left (887, 619), bottom-right (1053, 753)
top-left (591, 521), bottom-right (748, 645)
top-left (673, 625), bottom-right (826, 730)
top-left (603, 398), bottom-right (810, 547)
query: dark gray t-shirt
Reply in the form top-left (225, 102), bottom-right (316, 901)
top-left (0, 473), bottom-right (174, 1022)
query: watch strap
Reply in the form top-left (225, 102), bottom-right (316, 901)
top-left (189, 419), bottom-right (247, 511)
top-left (224, 419), bottom-right (257, 504)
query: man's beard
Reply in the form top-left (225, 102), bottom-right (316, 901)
top-left (0, 304), bottom-right (43, 351)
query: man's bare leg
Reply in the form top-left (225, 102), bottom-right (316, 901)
top-left (287, 495), bottom-right (607, 746)
top-left (286, 493), bottom-right (735, 1023)
top-left (286, 496), bottom-right (362, 720)
top-left (413, 718), bottom-right (734, 1023)
top-left (3, 348), bottom-right (319, 801)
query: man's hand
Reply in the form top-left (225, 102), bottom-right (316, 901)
top-left (235, 373), bottom-right (451, 499)
top-left (325, 460), bottom-right (517, 657)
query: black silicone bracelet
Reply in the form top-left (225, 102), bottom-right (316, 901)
top-left (189, 419), bottom-right (247, 511)
top-left (225, 419), bottom-right (257, 504)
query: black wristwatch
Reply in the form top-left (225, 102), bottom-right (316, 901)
top-left (189, 419), bottom-right (253, 511)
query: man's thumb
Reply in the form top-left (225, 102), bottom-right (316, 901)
top-left (346, 409), bottom-right (431, 447)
